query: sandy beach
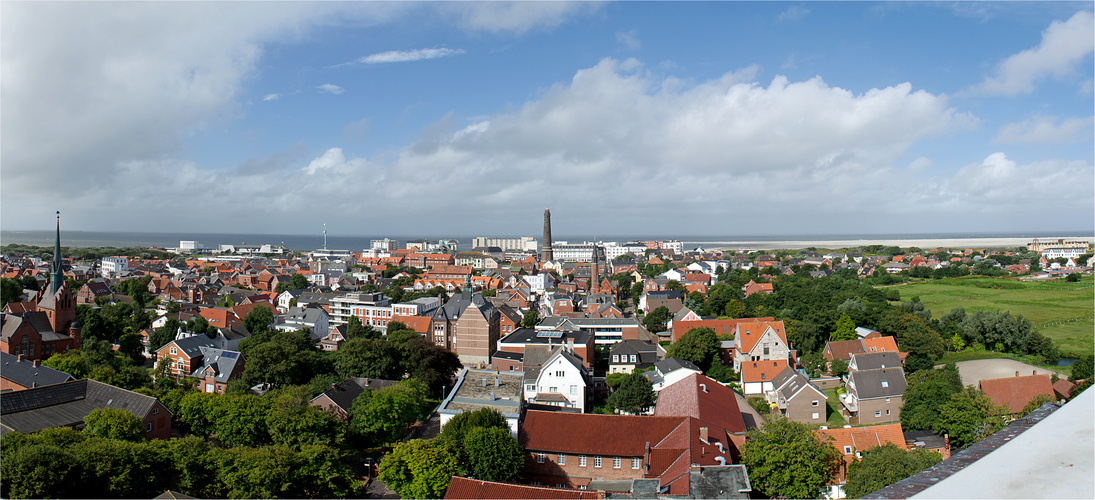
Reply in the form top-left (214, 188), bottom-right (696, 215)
top-left (709, 237), bottom-right (1094, 252)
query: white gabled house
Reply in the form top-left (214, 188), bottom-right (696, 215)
top-left (523, 346), bottom-right (590, 412)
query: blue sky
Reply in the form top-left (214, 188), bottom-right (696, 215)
top-left (2, 2), bottom-right (1092, 237)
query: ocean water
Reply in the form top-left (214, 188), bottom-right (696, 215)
top-left (2, 229), bottom-right (1091, 252)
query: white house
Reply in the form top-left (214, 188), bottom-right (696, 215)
top-left (277, 306), bottom-right (330, 340)
top-left (524, 347), bottom-right (590, 412)
top-left (644, 358), bottom-right (703, 392)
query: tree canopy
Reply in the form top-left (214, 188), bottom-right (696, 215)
top-left (665, 327), bottom-right (719, 371)
top-left (607, 371), bottom-right (657, 414)
top-left (844, 443), bottom-right (942, 498)
top-left (642, 306), bottom-right (671, 334)
top-left (740, 417), bottom-right (842, 499)
top-left (377, 438), bottom-right (462, 500)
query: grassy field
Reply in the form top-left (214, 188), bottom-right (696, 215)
top-left (891, 275), bottom-right (1094, 356)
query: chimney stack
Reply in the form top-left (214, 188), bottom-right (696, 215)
top-left (482, 378), bottom-right (487, 387)
top-left (495, 377), bottom-right (499, 387)
top-left (699, 426), bottom-right (709, 443)
top-left (1015, 371), bottom-right (1020, 377)
top-left (489, 392), bottom-right (495, 401)
top-left (541, 209), bottom-right (553, 262)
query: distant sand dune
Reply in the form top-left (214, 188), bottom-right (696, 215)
top-left (710, 237), bottom-right (1094, 252)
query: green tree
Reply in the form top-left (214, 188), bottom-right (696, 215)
top-left (844, 443), bottom-right (942, 498)
top-left (605, 372), bottom-right (627, 389)
top-left (349, 380), bottom-right (428, 445)
top-left (935, 387), bottom-right (1007, 448)
top-left (244, 304), bottom-right (275, 336)
top-left (462, 426), bottom-right (525, 482)
top-left (829, 358), bottom-right (849, 378)
top-left (832, 312), bottom-right (857, 341)
top-left (346, 315), bottom-right (378, 340)
top-left (335, 337), bottom-right (403, 380)
top-left (642, 306), bottom-right (671, 334)
top-left (83, 408), bottom-right (145, 442)
top-left (1, 443), bottom-right (83, 499)
top-left (402, 337), bottom-right (463, 397)
top-left (900, 364), bottom-right (964, 431)
top-left (740, 417), bottom-right (842, 498)
top-left (117, 332), bottom-right (145, 361)
top-left (378, 439), bottom-right (462, 500)
top-left (520, 309), bottom-right (539, 329)
top-left (290, 273), bottom-right (309, 289)
top-left (439, 407), bottom-right (510, 447)
top-left (266, 395), bottom-right (345, 448)
top-left (1020, 393), bottom-right (1057, 416)
top-left (42, 349), bottom-right (90, 379)
top-left (607, 371), bottom-right (657, 414)
top-left (75, 438), bottom-right (172, 498)
top-left (1, 277), bottom-right (22, 305)
top-left (149, 318), bottom-right (180, 352)
top-left (214, 395), bottom-right (273, 448)
top-left (665, 327), bottom-right (719, 371)
top-left (1070, 354), bottom-right (1093, 382)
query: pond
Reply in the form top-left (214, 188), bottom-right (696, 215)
top-left (1056, 357), bottom-right (1077, 367)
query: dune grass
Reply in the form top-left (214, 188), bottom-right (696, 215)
top-left (892, 275), bottom-right (1094, 356)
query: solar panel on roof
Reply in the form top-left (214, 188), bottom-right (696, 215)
top-left (222, 352), bottom-right (238, 358)
top-left (536, 330), bottom-right (564, 338)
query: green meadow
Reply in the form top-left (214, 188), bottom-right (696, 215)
top-left (890, 276), bottom-right (1094, 357)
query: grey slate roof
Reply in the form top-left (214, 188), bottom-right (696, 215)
top-left (167, 335), bottom-right (217, 358)
top-left (850, 351), bottom-right (902, 371)
top-left (1, 311), bottom-right (73, 343)
top-left (312, 377), bottom-right (400, 412)
top-left (0, 351), bottom-right (75, 388)
top-left (190, 347), bottom-right (244, 383)
top-left (1, 379), bottom-right (166, 435)
top-left (610, 339), bottom-right (658, 365)
top-left (498, 328), bottom-right (593, 347)
top-left (771, 367), bottom-right (825, 401)
top-left (848, 367), bottom-right (907, 400)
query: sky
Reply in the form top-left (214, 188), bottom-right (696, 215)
top-left (2, 1), bottom-right (1093, 238)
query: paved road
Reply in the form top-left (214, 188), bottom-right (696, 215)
top-left (949, 359), bottom-right (1060, 387)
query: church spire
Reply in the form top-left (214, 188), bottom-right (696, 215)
top-left (51, 211), bottom-right (64, 294)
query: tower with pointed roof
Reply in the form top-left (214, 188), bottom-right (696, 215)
top-left (37, 212), bottom-right (78, 335)
top-left (2, 212), bottom-right (81, 361)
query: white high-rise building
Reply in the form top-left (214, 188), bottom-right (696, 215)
top-left (472, 236), bottom-right (537, 252)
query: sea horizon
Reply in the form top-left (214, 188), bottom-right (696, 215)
top-left (2, 229), bottom-right (1092, 253)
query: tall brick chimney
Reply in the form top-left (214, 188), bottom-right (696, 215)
top-left (541, 208), bottom-right (553, 262)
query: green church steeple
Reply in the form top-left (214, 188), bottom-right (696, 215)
top-left (50, 211), bottom-right (64, 294)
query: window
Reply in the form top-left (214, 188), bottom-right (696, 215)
top-left (594, 456), bottom-right (602, 468)
top-left (146, 423), bottom-right (152, 432)
top-left (570, 385), bottom-right (577, 395)
top-left (579, 455), bottom-right (587, 467)
top-left (812, 400), bottom-right (819, 407)
top-left (613, 457), bottom-right (621, 468)
top-left (558, 454), bottom-right (566, 465)
top-left (537, 453), bottom-right (545, 463)
top-left (176, 360), bottom-right (184, 371)
top-left (526, 384), bottom-right (535, 392)
top-left (812, 412), bottom-right (820, 419)
top-left (630, 354), bottom-right (636, 363)
top-left (170, 346), bottom-right (177, 355)
top-left (555, 370), bottom-right (564, 377)
top-left (612, 354), bottom-right (619, 363)
top-left (886, 409), bottom-right (891, 416)
top-left (153, 408), bottom-right (159, 415)
top-left (880, 379), bottom-right (889, 388)
top-left (875, 410), bottom-right (882, 417)
top-left (28, 344), bottom-right (33, 357)
top-left (632, 458), bottom-right (641, 469)
top-left (886, 397), bottom-right (891, 404)
top-left (557, 484), bottom-right (565, 489)
top-left (550, 387), bottom-right (558, 392)
top-left (844, 446), bottom-right (853, 454)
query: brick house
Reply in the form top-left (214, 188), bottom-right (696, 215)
top-left (732, 320), bottom-right (793, 373)
top-left (156, 335), bottom-right (217, 378)
top-left (840, 361), bottom-right (906, 425)
top-left (310, 377), bottom-right (399, 420)
top-left (191, 346), bottom-right (246, 394)
top-left (818, 423), bottom-right (905, 496)
top-left (979, 373), bottom-right (1055, 414)
top-left (0, 351), bottom-right (75, 391)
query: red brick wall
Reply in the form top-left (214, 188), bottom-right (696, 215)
top-left (524, 451), bottom-right (645, 487)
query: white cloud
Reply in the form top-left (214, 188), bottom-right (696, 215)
top-left (439, 2), bottom-right (602, 35)
top-left (969, 10), bottom-right (1094, 95)
top-left (995, 116), bottom-right (1094, 144)
top-left (263, 93), bottom-right (279, 101)
top-left (616, 30), bottom-right (641, 50)
top-left (316, 84), bottom-right (344, 95)
top-left (778, 5), bottom-right (809, 22)
top-left (360, 47), bottom-right (465, 64)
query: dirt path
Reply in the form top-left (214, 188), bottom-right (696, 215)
top-left (950, 359), bottom-right (1060, 387)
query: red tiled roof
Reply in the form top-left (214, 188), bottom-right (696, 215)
top-left (445, 477), bottom-right (600, 499)
top-left (654, 373), bottom-right (745, 434)
top-left (740, 359), bottom-right (787, 384)
top-left (824, 339), bottom-right (867, 361)
top-left (735, 320), bottom-right (787, 354)
top-left (391, 315), bottom-right (431, 334)
top-left (862, 336), bottom-right (905, 359)
top-left (818, 423), bottom-right (904, 484)
top-left (979, 374), bottom-right (1054, 414)
top-left (1053, 378), bottom-right (1075, 399)
top-left (520, 411), bottom-right (685, 456)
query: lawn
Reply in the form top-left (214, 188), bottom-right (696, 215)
top-left (822, 388), bottom-right (846, 428)
top-left (889, 276), bottom-right (1094, 356)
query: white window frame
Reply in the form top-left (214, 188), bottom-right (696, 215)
top-left (632, 458), bottom-right (641, 469)
top-left (558, 454), bottom-right (565, 465)
top-left (536, 453), bottom-right (545, 463)
top-left (613, 457), bottom-right (621, 469)
top-left (594, 456), bottom-right (602, 468)
top-left (579, 455), bottom-right (587, 467)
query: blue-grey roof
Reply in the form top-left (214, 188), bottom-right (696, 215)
top-left (0, 351), bottom-right (75, 389)
top-left (190, 347), bottom-right (244, 383)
